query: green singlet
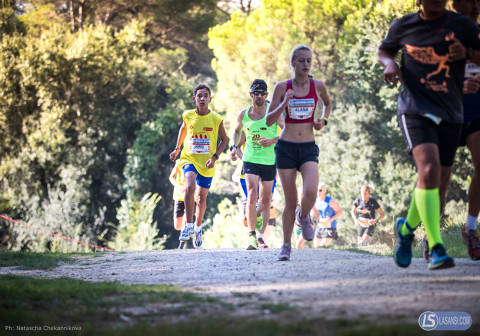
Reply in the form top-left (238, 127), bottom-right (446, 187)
top-left (242, 103), bottom-right (277, 166)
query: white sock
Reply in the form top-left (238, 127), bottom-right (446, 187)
top-left (257, 232), bottom-right (264, 239)
top-left (186, 222), bottom-right (194, 229)
top-left (194, 225), bottom-right (202, 233)
top-left (466, 214), bottom-right (478, 231)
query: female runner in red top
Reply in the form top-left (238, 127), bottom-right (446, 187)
top-left (267, 45), bottom-right (332, 261)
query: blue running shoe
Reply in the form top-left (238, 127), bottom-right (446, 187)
top-left (179, 225), bottom-right (194, 241)
top-left (394, 218), bottom-right (415, 268)
top-left (428, 244), bottom-right (455, 270)
top-left (193, 227), bottom-right (202, 248)
top-left (277, 243), bottom-right (291, 261)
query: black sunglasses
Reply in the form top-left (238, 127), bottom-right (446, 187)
top-left (252, 91), bottom-right (267, 96)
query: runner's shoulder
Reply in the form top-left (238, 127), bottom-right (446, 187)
top-left (182, 109), bottom-right (196, 119)
top-left (274, 80), bottom-right (289, 91)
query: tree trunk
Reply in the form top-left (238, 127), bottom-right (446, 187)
top-left (69, 0), bottom-right (75, 32)
top-left (78, 0), bottom-right (85, 30)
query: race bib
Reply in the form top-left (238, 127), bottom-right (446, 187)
top-left (319, 219), bottom-right (330, 228)
top-left (189, 137), bottom-right (210, 154)
top-left (288, 98), bottom-right (315, 120)
top-left (465, 62), bottom-right (480, 79)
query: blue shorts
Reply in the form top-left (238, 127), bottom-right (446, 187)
top-left (182, 163), bottom-right (213, 189)
top-left (240, 177), bottom-right (276, 198)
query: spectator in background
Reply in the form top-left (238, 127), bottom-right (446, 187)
top-left (351, 184), bottom-right (385, 246)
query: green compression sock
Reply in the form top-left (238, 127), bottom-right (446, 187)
top-left (415, 188), bottom-right (443, 251)
top-left (401, 188), bottom-right (422, 236)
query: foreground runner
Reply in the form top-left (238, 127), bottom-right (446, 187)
top-left (230, 79), bottom-right (283, 250)
top-left (169, 84), bottom-right (228, 248)
top-left (452, 0), bottom-right (480, 260)
top-left (424, 0), bottom-right (480, 261)
top-left (267, 45), bottom-right (332, 261)
top-left (378, 0), bottom-right (480, 269)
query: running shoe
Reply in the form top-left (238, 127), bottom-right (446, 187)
top-left (422, 235), bottom-right (429, 261)
top-left (295, 207), bottom-right (314, 241)
top-left (257, 237), bottom-right (269, 248)
top-left (179, 225), bottom-right (194, 241)
top-left (461, 228), bottom-right (480, 261)
top-left (193, 227), bottom-right (202, 248)
top-left (246, 234), bottom-right (258, 250)
top-left (277, 243), bottom-right (291, 261)
top-left (428, 244), bottom-right (455, 270)
top-left (393, 218), bottom-right (415, 268)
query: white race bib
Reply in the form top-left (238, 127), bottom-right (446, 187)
top-left (465, 62), bottom-right (480, 79)
top-left (189, 137), bottom-right (210, 154)
top-left (288, 98), bottom-right (315, 120)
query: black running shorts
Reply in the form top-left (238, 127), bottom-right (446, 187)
top-left (398, 114), bottom-right (462, 167)
top-left (316, 227), bottom-right (337, 239)
top-left (275, 139), bottom-right (319, 170)
top-left (243, 161), bottom-right (276, 181)
top-left (459, 118), bottom-right (480, 147)
top-left (358, 225), bottom-right (375, 237)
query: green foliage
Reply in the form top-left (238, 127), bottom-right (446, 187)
top-left (203, 197), bottom-right (284, 248)
top-left (109, 193), bottom-right (167, 251)
top-left (0, 17), bottom-right (190, 251)
top-left (0, 1), bottom-right (26, 37)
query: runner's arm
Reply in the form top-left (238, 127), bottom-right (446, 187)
top-left (266, 81), bottom-right (292, 126)
top-left (351, 205), bottom-right (359, 226)
top-left (329, 199), bottom-right (343, 221)
top-left (378, 47), bottom-right (401, 85)
top-left (374, 207), bottom-right (385, 224)
top-left (169, 121), bottom-right (187, 161)
top-left (313, 80), bottom-right (331, 130)
top-left (230, 110), bottom-right (245, 161)
top-left (206, 121), bottom-right (228, 168)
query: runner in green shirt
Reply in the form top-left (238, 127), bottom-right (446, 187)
top-left (230, 79), bottom-right (284, 250)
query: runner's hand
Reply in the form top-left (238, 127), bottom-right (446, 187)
top-left (206, 157), bottom-right (216, 169)
top-left (169, 148), bottom-right (180, 161)
top-left (313, 119), bottom-right (325, 130)
top-left (230, 150), bottom-right (237, 161)
top-left (449, 38), bottom-right (466, 61)
top-left (464, 78), bottom-right (480, 94)
top-left (383, 60), bottom-right (401, 85)
top-left (236, 148), bottom-right (243, 159)
top-left (283, 89), bottom-right (294, 105)
top-left (258, 138), bottom-right (274, 147)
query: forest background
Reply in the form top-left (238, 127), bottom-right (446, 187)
top-left (0, 0), bottom-right (473, 252)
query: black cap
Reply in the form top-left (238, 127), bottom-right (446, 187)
top-left (250, 79), bottom-right (267, 93)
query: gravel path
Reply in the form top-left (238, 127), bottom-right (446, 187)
top-left (2, 248), bottom-right (479, 322)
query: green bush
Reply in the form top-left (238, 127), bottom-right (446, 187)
top-left (109, 193), bottom-right (167, 251)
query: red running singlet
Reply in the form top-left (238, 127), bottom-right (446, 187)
top-left (284, 78), bottom-right (318, 124)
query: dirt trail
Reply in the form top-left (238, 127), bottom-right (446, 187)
top-left (2, 248), bottom-right (479, 322)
